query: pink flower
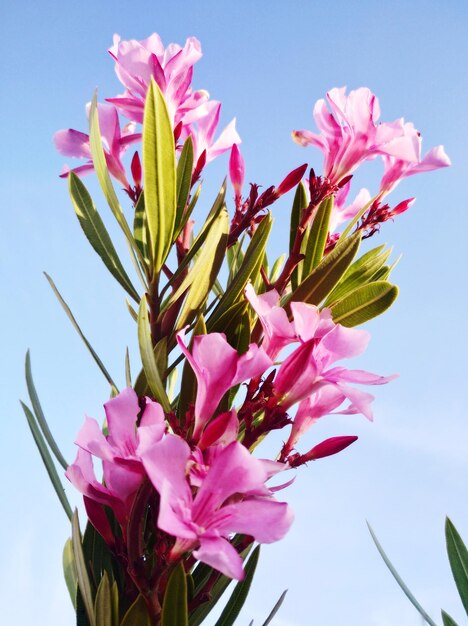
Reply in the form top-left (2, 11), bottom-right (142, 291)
top-left (379, 140), bottom-right (451, 196)
top-left (292, 87), bottom-right (435, 186)
top-left (179, 100), bottom-right (241, 166)
top-left (107, 33), bottom-right (207, 126)
top-left (331, 181), bottom-right (371, 233)
top-left (229, 144), bottom-right (245, 203)
top-left (141, 436), bottom-right (293, 579)
top-left (66, 388), bottom-right (165, 525)
top-left (177, 329), bottom-right (272, 441)
top-left (54, 103), bottom-right (140, 187)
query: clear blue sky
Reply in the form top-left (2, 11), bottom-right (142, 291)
top-left (1, 1), bottom-right (467, 624)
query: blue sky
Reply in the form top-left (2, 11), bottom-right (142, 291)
top-left (1, 1), bottom-right (468, 624)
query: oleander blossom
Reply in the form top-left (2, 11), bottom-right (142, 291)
top-left (141, 435), bottom-right (293, 580)
top-left (54, 103), bottom-right (140, 187)
top-left (292, 86), bottom-right (450, 188)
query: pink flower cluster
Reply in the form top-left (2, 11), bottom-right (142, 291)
top-left (67, 288), bottom-right (394, 580)
top-left (54, 33), bottom-right (240, 189)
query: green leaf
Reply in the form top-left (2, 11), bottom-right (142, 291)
top-left (367, 522), bottom-right (438, 626)
top-left (69, 173), bottom-right (140, 302)
top-left (174, 136), bottom-right (194, 240)
top-left (20, 401), bottom-right (72, 519)
top-left (161, 562), bottom-right (188, 626)
top-left (126, 299), bottom-right (138, 322)
top-left (441, 610), bottom-right (460, 626)
top-left (72, 511), bottom-right (96, 626)
top-left (95, 572), bottom-right (112, 626)
top-left (44, 273), bottom-right (118, 393)
top-left (178, 315), bottom-right (206, 422)
top-left (82, 522), bottom-right (115, 591)
top-left (325, 245), bottom-right (391, 306)
top-left (302, 196), bottom-right (333, 276)
top-left (330, 281), bottom-right (398, 327)
top-left (137, 298), bottom-right (171, 412)
top-left (125, 348), bottom-right (132, 387)
top-left (111, 581), bottom-right (119, 626)
top-left (262, 589), bottom-right (288, 626)
top-left (172, 208), bottom-right (229, 330)
top-left (289, 231), bottom-right (361, 306)
top-left (121, 595), bottom-right (150, 626)
top-left (133, 192), bottom-right (150, 267)
top-left (143, 78), bottom-right (177, 274)
top-left (208, 214), bottom-right (272, 330)
top-left (269, 254), bottom-right (285, 283)
top-left (445, 517), bottom-right (468, 614)
top-left (25, 351), bottom-right (68, 470)
top-left (63, 538), bottom-right (78, 608)
top-left (161, 181), bottom-right (226, 299)
top-left (214, 546), bottom-right (261, 626)
top-left (290, 182), bottom-right (308, 290)
top-left (88, 95), bottom-right (147, 282)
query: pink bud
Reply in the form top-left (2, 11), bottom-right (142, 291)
top-left (229, 144), bottom-right (245, 199)
top-left (131, 151), bottom-right (142, 188)
top-left (391, 197), bottom-right (415, 216)
top-left (302, 435), bottom-right (358, 463)
top-left (276, 163), bottom-right (308, 196)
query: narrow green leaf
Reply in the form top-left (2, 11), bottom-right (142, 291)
top-left (367, 522), bottom-right (438, 626)
top-left (88, 95), bottom-right (147, 282)
top-left (442, 610), bottom-right (460, 626)
top-left (25, 351), bottom-right (68, 470)
top-left (161, 180), bottom-right (226, 298)
top-left (143, 78), bottom-right (177, 273)
top-left (137, 298), bottom-right (171, 412)
top-left (72, 511), bottom-right (96, 626)
top-left (208, 214), bottom-right (272, 330)
top-left (133, 191), bottom-right (150, 267)
top-left (121, 595), bottom-right (150, 626)
top-left (161, 562), bottom-right (188, 626)
top-left (290, 182), bottom-right (308, 290)
top-left (445, 517), bottom-right (468, 614)
top-left (214, 546), bottom-right (261, 626)
top-left (174, 136), bottom-right (194, 239)
top-left (82, 521), bottom-right (115, 591)
top-left (269, 254), bottom-right (285, 283)
top-left (44, 273), bottom-right (118, 393)
top-left (69, 173), bottom-right (140, 302)
top-left (125, 348), bottom-right (132, 387)
top-left (290, 231), bottom-right (361, 306)
top-left (63, 538), bottom-right (78, 609)
top-left (20, 401), bottom-right (72, 519)
top-left (331, 281), bottom-right (398, 327)
top-left (262, 589), bottom-right (288, 626)
top-left (173, 208), bottom-right (229, 330)
top-left (302, 195), bottom-right (333, 276)
top-left (95, 572), bottom-right (112, 626)
top-left (111, 581), bottom-right (119, 626)
top-left (126, 299), bottom-right (138, 322)
top-left (178, 315), bottom-right (206, 422)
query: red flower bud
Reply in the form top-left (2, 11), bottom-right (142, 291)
top-left (276, 163), bottom-right (308, 196)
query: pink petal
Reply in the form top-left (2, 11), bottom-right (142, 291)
top-left (214, 499), bottom-right (294, 544)
top-left (104, 388), bottom-right (140, 454)
top-left (53, 129), bottom-right (91, 159)
top-left (194, 536), bottom-right (245, 580)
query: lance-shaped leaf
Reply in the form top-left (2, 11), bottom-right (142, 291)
top-left (290, 182), bottom-right (308, 290)
top-left (161, 180), bottom-right (226, 299)
top-left (25, 351), bottom-right (68, 470)
top-left (214, 546), bottom-right (261, 626)
top-left (44, 273), bottom-right (118, 393)
top-left (171, 208), bottom-right (229, 330)
top-left (261, 589), bottom-right (288, 626)
top-left (63, 538), bottom-right (78, 608)
top-left (88, 95), bottom-right (147, 281)
top-left (302, 195), bottom-right (333, 277)
top-left (69, 173), bottom-right (140, 302)
top-left (208, 214), bottom-right (272, 330)
top-left (161, 562), bottom-right (188, 626)
top-left (330, 281), bottom-right (398, 327)
top-left (174, 136), bottom-right (194, 240)
top-left (325, 245), bottom-right (391, 306)
top-left (367, 522), bottom-right (439, 626)
top-left (95, 572), bottom-right (112, 626)
top-left (143, 78), bottom-right (177, 274)
top-left (72, 511), bottom-right (96, 626)
top-left (121, 595), bottom-right (150, 626)
top-left (177, 315), bottom-right (206, 422)
top-left (133, 192), bottom-right (150, 267)
top-left (445, 517), bottom-right (468, 615)
top-left (137, 298), bottom-right (171, 412)
top-left (442, 610), bottom-right (460, 626)
top-left (83, 522), bottom-right (115, 593)
top-left (20, 401), bottom-right (72, 519)
top-left (289, 231), bottom-right (361, 306)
